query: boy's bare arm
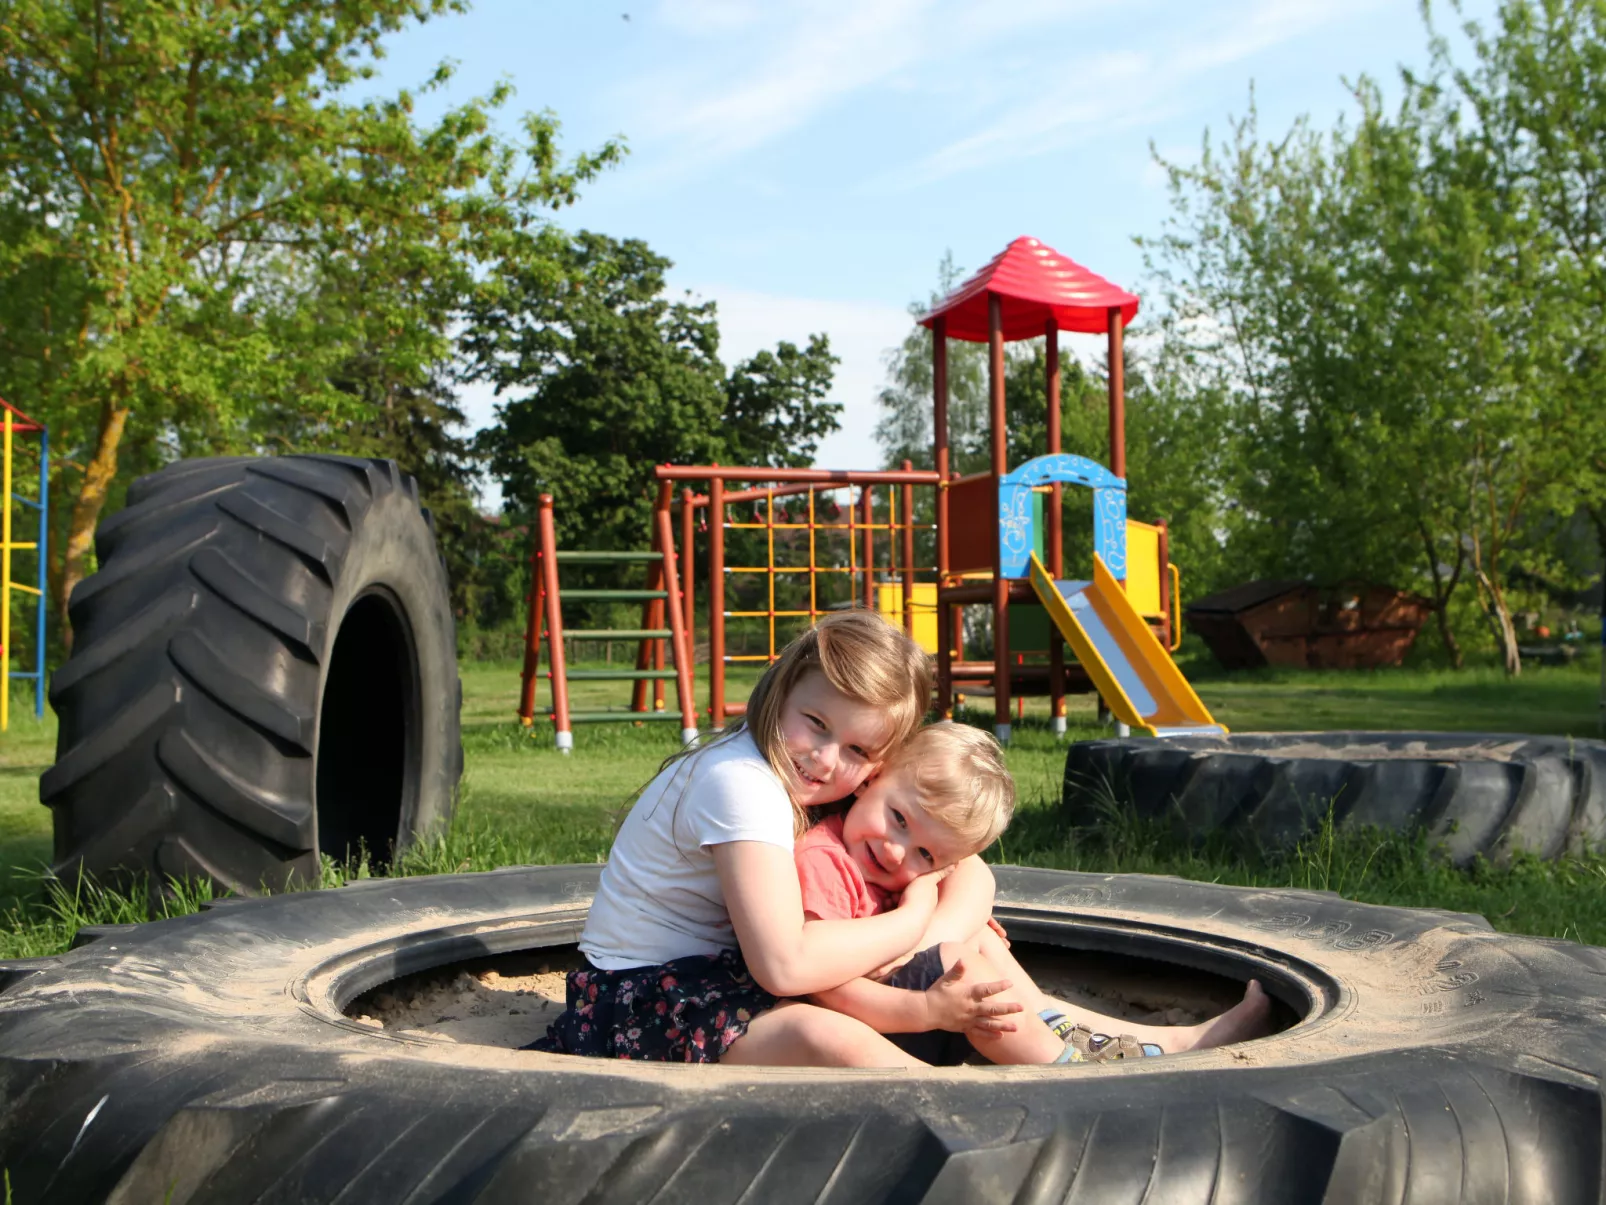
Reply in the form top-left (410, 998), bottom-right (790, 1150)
top-left (912, 855), bottom-right (996, 948)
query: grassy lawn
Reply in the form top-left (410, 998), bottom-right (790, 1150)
top-left (3, 655), bottom-right (1604, 958)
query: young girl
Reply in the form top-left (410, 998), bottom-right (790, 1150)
top-left (533, 610), bottom-right (1012, 1066)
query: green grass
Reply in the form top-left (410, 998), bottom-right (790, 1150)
top-left (2, 657), bottom-right (1604, 961)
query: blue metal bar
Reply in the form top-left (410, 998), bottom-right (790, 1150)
top-left (34, 428), bottom-right (46, 719)
top-left (9, 671), bottom-right (38, 679)
top-left (11, 496), bottom-right (40, 510)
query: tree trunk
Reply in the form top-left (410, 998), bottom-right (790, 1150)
top-left (1475, 565), bottom-right (1522, 677)
top-left (58, 400), bottom-right (129, 651)
top-left (1419, 521), bottom-right (1464, 669)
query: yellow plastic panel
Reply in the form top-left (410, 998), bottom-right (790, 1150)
top-left (1125, 520), bottom-right (1162, 617)
top-left (876, 582), bottom-right (939, 654)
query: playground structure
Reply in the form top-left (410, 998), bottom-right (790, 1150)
top-left (520, 237), bottom-right (1222, 745)
top-left (0, 399), bottom-right (48, 732)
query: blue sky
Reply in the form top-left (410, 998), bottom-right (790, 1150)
top-left (369, 0), bottom-right (1498, 486)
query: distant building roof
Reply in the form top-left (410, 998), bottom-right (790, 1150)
top-left (1184, 579), bottom-right (1307, 616)
top-left (918, 236), bottom-right (1140, 342)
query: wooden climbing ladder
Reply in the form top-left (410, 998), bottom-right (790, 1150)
top-left (518, 488), bottom-right (698, 752)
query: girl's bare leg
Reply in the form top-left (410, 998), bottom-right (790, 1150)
top-left (973, 928), bottom-right (1272, 1053)
top-left (722, 1000), bottom-right (925, 1068)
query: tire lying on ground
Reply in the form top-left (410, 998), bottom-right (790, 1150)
top-left (3, 866), bottom-right (1606, 1203)
top-left (1064, 731), bottom-right (1606, 864)
top-left (41, 455), bottom-right (462, 896)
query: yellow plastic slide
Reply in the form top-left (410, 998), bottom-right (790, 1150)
top-left (1028, 551), bottom-right (1225, 738)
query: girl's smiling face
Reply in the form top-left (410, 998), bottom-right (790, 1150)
top-left (776, 670), bottom-right (894, 807)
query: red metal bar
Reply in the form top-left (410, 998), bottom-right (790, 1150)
top-left (934, 317), bottom-right (953, 718)
top-left (1046, 317), bottom-right (1065, 731)
top-left (680, 487), bottom-right (695, 641)
top-left (860, 487), bottom-right (874, 610)
top-left (656, 502), bottom-right (698, 740)
top-left (989, 292), bottom-right (1010, 739)
top-left (517, 530), bottom-right (544, 725)
top-left (656, 464), bottom-right (938, 486)
top-left (679, 489), bottom-right (698, 721)
top-left (0, 398), bottom-right (44, 433)
top-left (900, 460), bottom-right (915, 640)
top-left (538, 496), bottom-right (573, 751)
top-left (1108, 306), bottom-right (1126, 480)
top-left (710, 475), bottom-right (726, 726)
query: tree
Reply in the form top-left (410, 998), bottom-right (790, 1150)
top-left (467, 231), bottom-right (840, 551)
top-left (1144, 56), bottom-right (1587, 672)
top-left (0, 0), bottom-right (617, 641)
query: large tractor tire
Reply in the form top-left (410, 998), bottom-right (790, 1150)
top-left (1063, 731), bottom-right (1606, 864)
top-left (2, 865), bottom-right (1605, 1202)
top-left (41, 455), bottom-right (462, 896)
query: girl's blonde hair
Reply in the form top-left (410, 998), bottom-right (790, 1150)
top-left (744, 609), bottom-right (932, 836)
top-left (883, 721), bottom-right (1015, 853)
top-left (622, 610), bottom-right (931, 841)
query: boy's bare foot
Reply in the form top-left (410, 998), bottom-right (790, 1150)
top-left (1177, 979), bottom-right (1272, 1051)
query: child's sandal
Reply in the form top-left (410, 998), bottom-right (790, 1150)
top-left (1056, 1021), bottom-right (1164, 1062)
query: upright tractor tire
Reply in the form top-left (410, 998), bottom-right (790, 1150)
top-left (41, 455), bottom-right (462, 895)
top-left (1063, 731), bottom-right (1606, 864)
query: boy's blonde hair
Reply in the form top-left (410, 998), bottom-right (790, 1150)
top-left (884, 721), bottom-right (1015, 854)
top-left (745, 609), bottom-right (932, 836)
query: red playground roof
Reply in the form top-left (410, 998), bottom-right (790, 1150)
top-left (918, 236), bottom-right (1139, 341)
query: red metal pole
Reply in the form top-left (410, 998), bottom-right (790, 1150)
top-left (934, 317), bottom-right (953, 718)
top-left (989, 292), bottom-right (1011, 742)
top-left (860, 487), bottom-right (874, 610)
top-left (538, 495), bottom-right (572, 752)
top-left (710, 475), bottom-right (726, 728)
top-left (657, 502), bottom-right (698, 744)
top-left (1108, 306), bottom-right (1126, 480)
top-left (655, 465), bottom-right (938, 485)
top-left (900, 459), bottom-right (915, 640)
top-left (633, 494), bottom-right (662, 713)
top-left (681, 487), bottom-right (695, 645)
top-left (1047, 317), bottom-right (1065, 737)
top-left (517, 526), bottom-right (542, 725)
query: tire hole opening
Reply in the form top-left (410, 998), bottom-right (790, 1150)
top-left (317, 589), bottom-right (419, 871)
top-left (343, 940), bottom-right (1303, 1053)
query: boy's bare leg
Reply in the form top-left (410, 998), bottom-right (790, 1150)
top-left (722, 1000), bottom-right (925, 1068)
top-left (972, 928), bottom-right (1272, 1053)
top-left (932, 943), bottom-right (1066, 1065)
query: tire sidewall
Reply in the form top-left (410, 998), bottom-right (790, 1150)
top-left (318, 484), bottom-right (459, 849)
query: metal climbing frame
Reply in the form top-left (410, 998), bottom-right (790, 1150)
top-left (518, 486), bottom-right (697, 751)
top-left (0, 400), bottom-right (47, 732)
top-left (655, 464), bottom-right (941, 727)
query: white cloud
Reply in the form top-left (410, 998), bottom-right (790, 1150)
top-left (627, 0), bottom-right (936, 172)
top-left (687, 283), bottom-right (915, 471)
top-left (875, 0), bottom-right (1377, 189)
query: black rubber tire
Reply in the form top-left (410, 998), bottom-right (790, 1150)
top-left (41, 455), bottom-right (462, 895)
top-left (3, 866), bottom-right (1605, 1203)
top-left (1064, 731), bottom-right (1606, 865)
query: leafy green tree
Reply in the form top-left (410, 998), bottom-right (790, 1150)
top-left (0, 0), bottom-right (617, 641)
top-left (468, 231), bottom-right (840, 551)
top-left (1145, 55), bottom-right (1589, 672)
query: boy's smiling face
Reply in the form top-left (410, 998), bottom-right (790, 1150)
top-left (839, 764), bottom-right (974, 894)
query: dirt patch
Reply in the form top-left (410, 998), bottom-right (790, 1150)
top-left (348, 943), bottom-right (1243, 1047)
top-left (1259, 739), bottom-right (1527, 762)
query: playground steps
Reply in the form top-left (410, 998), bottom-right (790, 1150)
top-left (518, 495), bottom-right (698, 752)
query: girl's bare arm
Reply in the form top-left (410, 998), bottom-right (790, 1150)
top-left (713, 841), bottom-right (940, 997)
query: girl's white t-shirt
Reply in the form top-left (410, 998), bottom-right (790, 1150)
top-left (579, 729), bottom-right (796, 970)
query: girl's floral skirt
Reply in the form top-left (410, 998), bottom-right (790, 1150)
top-left (529, 949), bottom-right (777, 1063)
